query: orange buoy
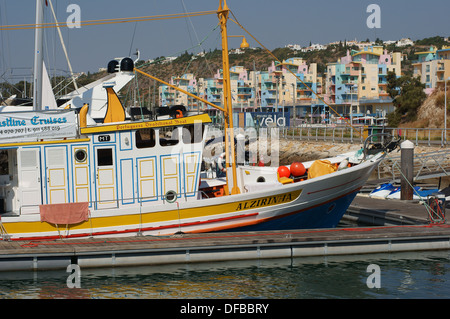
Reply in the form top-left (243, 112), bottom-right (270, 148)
top-left (290, 162), bottom-right (306, 177)
top-left (176, 109), bottom-right (183, 118)
top-left (277, 166), bottom-right (291, 178)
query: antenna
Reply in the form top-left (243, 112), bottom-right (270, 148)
top-left (133, 49), bottom-right (140, 63)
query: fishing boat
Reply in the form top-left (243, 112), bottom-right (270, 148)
top-left (0, 1), bottom-right (397, 241)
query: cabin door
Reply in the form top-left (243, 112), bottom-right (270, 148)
top-left (72, 146), bottom-right (91, 205)
top-left (17, 148), bottom-right (42, 214)
top-left (94, 146), bottom-right (117, 209)
top-left (44, 146), bottom-right (69, 204)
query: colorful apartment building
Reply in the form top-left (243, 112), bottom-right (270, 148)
top-left (198, 67), bottom-right (257, 111)
top-left (159, 73), bottom-right (199, 109)
top-left (159, 57), bottom-right (321, 117)
top-left (413, 46), bottom-right (438, 94)
top-left (199, 69), bottom-right (223, 109)
top-left (230, 66), bottom-right (256, 110)
top-left (259, 57), bottom-right (321, 117)
top-left (436, 46), bottom-right (450, 91)
top-left (413, 46), bottom-right (450, 94)
top-left (324, 45), bottom-right (401, 120)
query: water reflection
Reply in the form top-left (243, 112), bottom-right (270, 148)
top-left (0, 251), bottom-right (449, 299)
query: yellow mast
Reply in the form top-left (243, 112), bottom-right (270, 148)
top-left (217, 0), bottom-right (240, 195)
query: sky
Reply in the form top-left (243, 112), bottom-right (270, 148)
top-left (0, 0), bottom-right (449, 80)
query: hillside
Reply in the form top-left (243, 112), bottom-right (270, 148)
top-left (3, 35), bottom-right (448, 112)
top-left (401, 88), bottom-right (450, 129)
top-left (78, 35), bottom-right (450, 130)
top-left (122, 35), bottom-right (449, 107)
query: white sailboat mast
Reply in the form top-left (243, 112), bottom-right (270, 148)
top-left (47, 0), bottom-right (78, 91)
top-left (33, 0), bottom-right (44, 110)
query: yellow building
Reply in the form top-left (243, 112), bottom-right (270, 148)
top-left (325, 46), bottom-right (401, 121)
top-left (436, 46), bottom-right (450, 90)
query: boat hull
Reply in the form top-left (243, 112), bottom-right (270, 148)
top-left (0, 155), bottom-right (380, 241)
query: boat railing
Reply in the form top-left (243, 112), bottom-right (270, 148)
top-left (0, 217), bottom-right (11, 241)
top-left (280, 125), bottom-right (450, 147)
top-left (376, 149), bottom-right (450, 181)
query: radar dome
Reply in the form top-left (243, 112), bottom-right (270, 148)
top-left (120, 58), bottom-right (134, 72)
top-left (107, 60), bottom-right (119, 73)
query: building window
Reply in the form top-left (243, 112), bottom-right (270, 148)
top-left (426, 65), bottom-right (430, 72)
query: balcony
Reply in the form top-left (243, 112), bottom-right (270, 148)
top-left (341, 79), bottom-right (358, 85)
top-left (359, 96), bottom-right (393, 103)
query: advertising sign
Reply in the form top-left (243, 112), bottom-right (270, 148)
top-left (0, 110), bottom-right (77, 142)
top-left (251, 112), bottom-right (290, 128)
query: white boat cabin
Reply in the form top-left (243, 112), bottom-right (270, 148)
top-left (0, 108), bottom-right (210, 216)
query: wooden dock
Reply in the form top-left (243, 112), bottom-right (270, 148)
top-left (345, 195), bottom-right (441, 226)
top-left (1, 222), bottom-right (450, 272)
top-left (0, 194), bottom-right (448, 272)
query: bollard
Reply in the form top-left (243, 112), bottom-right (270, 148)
top-left (400, 140), bottom-right (414, 200)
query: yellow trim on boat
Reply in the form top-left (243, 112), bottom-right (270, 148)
top-left (3, 189), bottom-right (302, 234)
top-left (80, 113), bottom-right (212, 134)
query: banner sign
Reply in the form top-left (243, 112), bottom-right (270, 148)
top-left (0, 110), bottom-right (77, 141)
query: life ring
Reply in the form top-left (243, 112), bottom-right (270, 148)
top-left (169, 105), bottom-right (186, 118)
top-left (217, 152), bottom-right (226, 173)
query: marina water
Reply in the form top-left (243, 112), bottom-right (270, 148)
top-left (1, 250), bottom-right (449, 299)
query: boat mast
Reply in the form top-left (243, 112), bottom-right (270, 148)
top-left (217, 0), bottom-right (240, 195)
top-left (47, 0), bottom-right (78, 90)
top-left (33, 0), bottom-right (44, 110)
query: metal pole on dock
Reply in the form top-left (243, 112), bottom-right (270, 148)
top-left (400, 140), bottom-right (414, 200)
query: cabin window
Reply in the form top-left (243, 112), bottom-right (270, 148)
top-left (182, 124), bottom-right (205, 144)
top-left (74, 149), bottom-right (87, 163)
top-left (0, 150), bottom-right (8, 175)
top-left (97, 148), bottom-right (113, 166)
top-left (159, 127), bottom-right (179, 147)
top-left (164, 190), bottom-right (177, 203)
top-left (135, 128), bottom-right (156, 148)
